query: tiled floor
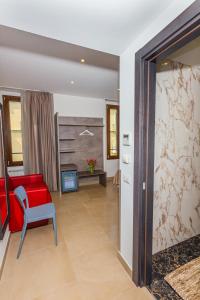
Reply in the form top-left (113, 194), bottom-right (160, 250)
top-left (0, 182), bottom-right (153, 300)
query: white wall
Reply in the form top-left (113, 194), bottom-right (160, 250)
top-left (53, 93), bottom-right (119, 177)
top-left (119, 0), bottom-right (195, 269)
top-left (0, 89), bottom-right (21, 99)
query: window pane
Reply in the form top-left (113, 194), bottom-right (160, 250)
top-left (11, 131), bottom-right (23, 153)
top-left (110, 109), bottom-right (117, 131)
top-left (9, 101), bottom-right (21, 130)
top-left (12, 154), bottom-right (23, 162)
top-left (107, 105), bottom-right (119, 159)
top-left (8, 100), bottom-right (23, 163)
top-left (110, 131), bottom-right (117, 156)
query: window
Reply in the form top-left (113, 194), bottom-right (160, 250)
top-left (3, 95), bottom-right (23, 166)
top-left (107, 104), bottom-right (119, 159)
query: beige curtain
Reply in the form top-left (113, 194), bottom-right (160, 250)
top-left (22, 91), bottom-right (57, 191)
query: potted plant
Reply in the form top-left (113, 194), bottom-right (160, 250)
top-left (87, 159), bottom-right (96, 174)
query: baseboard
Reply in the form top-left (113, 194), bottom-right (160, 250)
top-left (117, 251), bottom-right (132, 277)
top-left (0, 228), bottom-right (11, 280)
top-left (107, 176), bottom-right (114, 182)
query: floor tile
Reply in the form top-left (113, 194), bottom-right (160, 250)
top-left (0, 183), bottom-right (152, 300)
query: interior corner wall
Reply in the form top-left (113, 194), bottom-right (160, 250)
top-left (53, 93), bottom-right (119, 178)
top-left (153, 61), bottom-right (200, 254)
top-left (119, 0), bottom-right (195, 269)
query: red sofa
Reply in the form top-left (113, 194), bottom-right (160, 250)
top-left (0, 178), bottom-right (7, 226)
top-left (8, 174), bottom-right (52, 232)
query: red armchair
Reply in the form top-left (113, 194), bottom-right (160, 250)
top-left (9, 174), bottom-right (52, 232)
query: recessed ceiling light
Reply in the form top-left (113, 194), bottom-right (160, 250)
top-left (162, 61), bottom-right (169, 66)
top-left (80, 58), bottom-right (85, 63)
top-left (70, 80), bottom-right (75, 85)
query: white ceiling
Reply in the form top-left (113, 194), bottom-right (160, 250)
top-left (0, 0), bottom-right (175, 55)
top-left (0, 0), bottom-right (176, 99)
top-left (0, 26), bottom-right (119, 99)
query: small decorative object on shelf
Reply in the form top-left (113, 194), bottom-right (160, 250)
top-left (87, 159), bottom-right (96, 174)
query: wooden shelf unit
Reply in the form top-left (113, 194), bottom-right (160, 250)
top-left (55, 113), bottom-right (104, 194)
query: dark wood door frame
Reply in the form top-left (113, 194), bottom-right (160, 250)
top-left (133, 0), bottom-right (200, 287)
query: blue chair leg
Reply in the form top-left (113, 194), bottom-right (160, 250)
top-left (52, 215), bottom-right (58, 246)
top-left (17, 222), bottom-right (27, 259)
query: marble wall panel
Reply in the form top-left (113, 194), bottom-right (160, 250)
top-left (153, 61), bottom-right (200, 253)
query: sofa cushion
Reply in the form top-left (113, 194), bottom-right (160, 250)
top-left (0, 191), bottom-right (7, 225)
top-left (9, 174), bottom-right (44, 190)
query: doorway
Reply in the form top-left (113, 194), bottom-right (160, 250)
top-left (133, 0), bottom-right (200, 288)
top-left (151, 41), bottom-right (200, 298)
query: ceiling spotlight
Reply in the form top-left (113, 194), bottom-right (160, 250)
top-left (162, 61), bottom-right (169, 66)
top-left (70, 80), bottom-right (75, 85)
top-left (80, 58), bottom-right (85, 63)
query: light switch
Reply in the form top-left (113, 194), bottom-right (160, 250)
top-left (123, 133), bottom-right (131, 146)
top-left (122, 154), bottom-right (130, 164)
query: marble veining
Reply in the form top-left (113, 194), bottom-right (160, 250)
top-left (153, 61), bottom-right (200, 254)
